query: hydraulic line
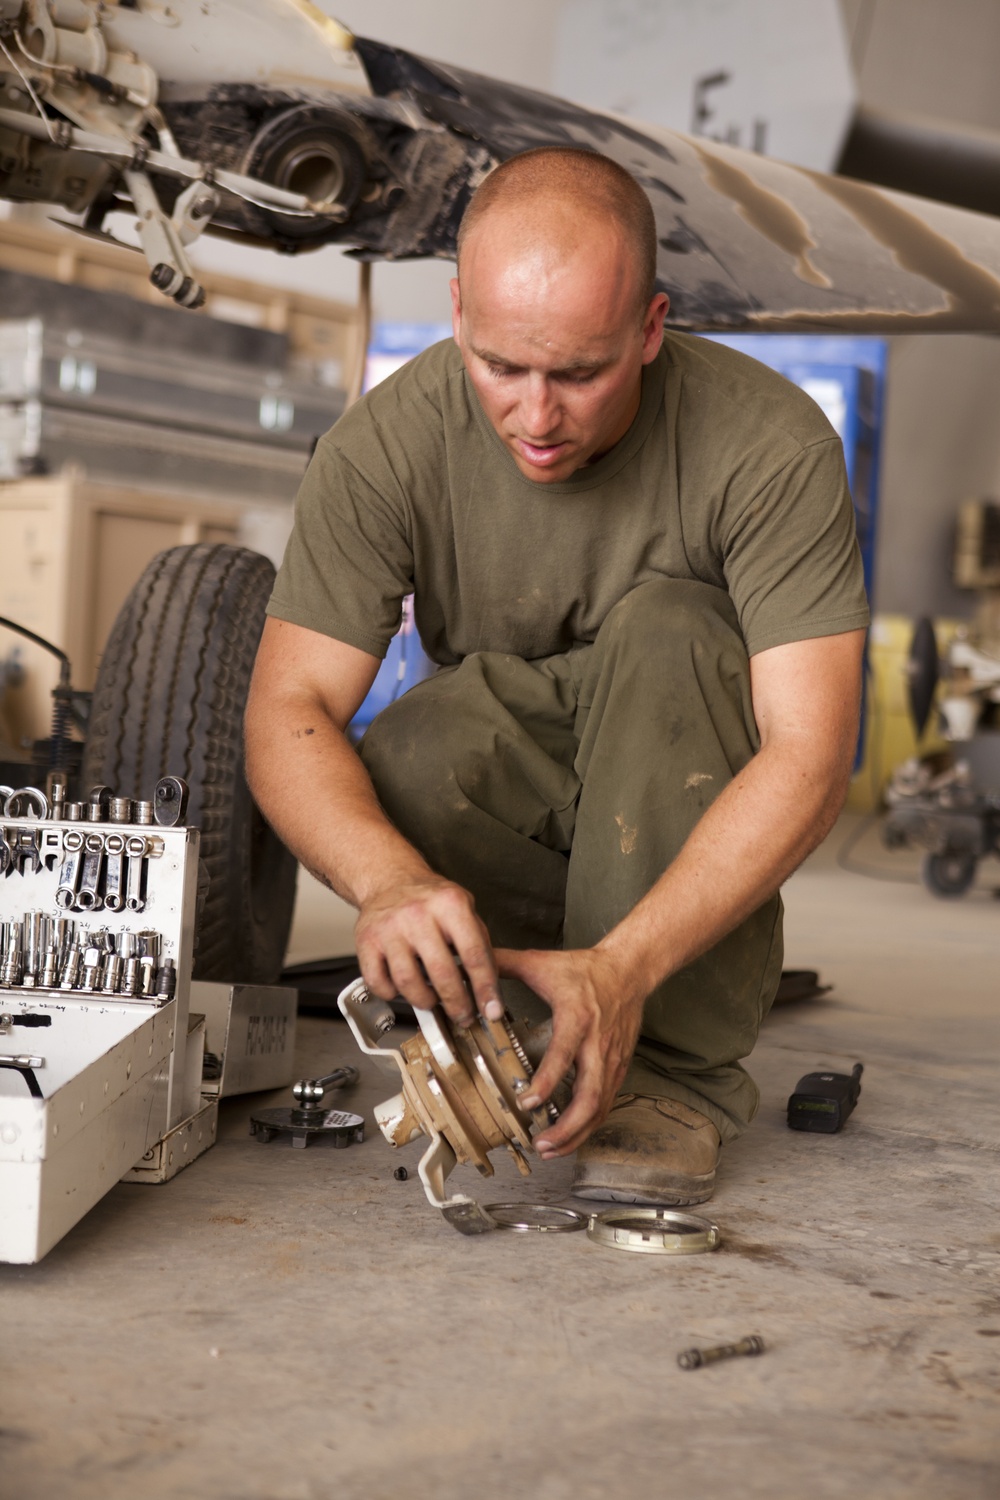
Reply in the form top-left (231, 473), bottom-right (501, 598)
top-left (0, 616), bottom-right (74, 773)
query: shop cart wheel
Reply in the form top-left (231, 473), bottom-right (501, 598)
top-left (82, 543), bottom-right (297, 983)
top-left (921, 850), bottom-right (977, 899)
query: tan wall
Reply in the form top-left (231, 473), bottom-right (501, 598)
top-left (0, 471), bottom-right (246, 749)
top-left (873, 336), bottom-right (1000, 619)
top-left (838, 0), bottom-right (1000, 622)
top-left (842, 0), bottom-right (1000, 130)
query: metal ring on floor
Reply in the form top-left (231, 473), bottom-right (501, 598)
top-left (484, 1203), bottom-right (589, 1233)
top-left (586, 1207), bottom-right (720, 1254)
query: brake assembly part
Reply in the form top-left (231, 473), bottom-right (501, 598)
top-left (338, 978), bottom-right (558, 1236)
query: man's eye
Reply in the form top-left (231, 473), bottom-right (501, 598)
top-left (486, 362), bottom-right (515, 378)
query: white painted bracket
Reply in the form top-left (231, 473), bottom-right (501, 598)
top-left (338, 978), bottom-right (497, 1235)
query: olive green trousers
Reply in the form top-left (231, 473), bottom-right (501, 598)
top-left (359, 578), bottom-right (782, 1142)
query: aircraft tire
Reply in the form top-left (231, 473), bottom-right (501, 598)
top-left (82, 543), bottom-right (297, 983)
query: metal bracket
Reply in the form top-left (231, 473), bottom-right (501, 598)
top-left (419, 1134), bottom-right (496, 1236)
top-left (0, 106), bottom-right (353, 215)
top-left (170, 177), bottom-right (220, 247)
top-left (339, 980), bottom-right (488, 1228)
top-left (123, 167), bottom-right (206, 308)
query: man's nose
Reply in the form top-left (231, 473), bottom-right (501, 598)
top-left (519, 374), bottom-right (561, 438)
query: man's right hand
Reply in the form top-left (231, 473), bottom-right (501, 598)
top-left (246, 621), bottom-right (503, 1029)
top-left (354, 873), bottom-right (504, 1028)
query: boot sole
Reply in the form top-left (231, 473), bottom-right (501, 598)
top-left (572, 1166), bottom-right (715, 1207)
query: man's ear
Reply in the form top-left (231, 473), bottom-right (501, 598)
top-left (641, 291), bottom-right (670, 364)
top-left (450, 277), bottom-right (462, 344)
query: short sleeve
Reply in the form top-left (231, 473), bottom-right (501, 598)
top-left (722, 437), bottom-right (871, 656)
top-left (267, 433), bottom-right (413, 660)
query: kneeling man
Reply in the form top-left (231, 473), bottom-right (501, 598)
top-left (246, 147), bottom-right (868, 1205)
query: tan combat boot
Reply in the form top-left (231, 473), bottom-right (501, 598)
top-left (572, 1094), bottom-right (721, 1205)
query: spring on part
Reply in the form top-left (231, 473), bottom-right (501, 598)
top-left (49, 678), bottom-right (72, 775)
top-left (502, 1017), bottom-right (558, 1119)
top-left (502, 1019), bottom-right (533, 1077)
top-left (0, 616), bottom-right (74, 776)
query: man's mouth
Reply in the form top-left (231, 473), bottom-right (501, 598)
top-left (513, 437), bottom-right (571, 468)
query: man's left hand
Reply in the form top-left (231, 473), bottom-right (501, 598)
top-left (494, 947), bottom-right (645, 1158)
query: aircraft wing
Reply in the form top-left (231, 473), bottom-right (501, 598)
top-left (3, 3), bottom-right (1000, 332)
top-left (353, 38), bottom-right (1000, 335)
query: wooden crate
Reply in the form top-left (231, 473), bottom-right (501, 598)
top-left (0, 468), bottom-right (267, 748)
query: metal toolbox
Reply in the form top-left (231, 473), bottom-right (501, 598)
top-left (0, 399), bottom-right (312, 499)
top-left (193, 981), bottom-right (298, 1099)
top-left (0, 318), bottom-right (342, 449)
top-left (0, 266), bottom-right (293, 368)
top-left (0, 785), bottom-right (204, 1264)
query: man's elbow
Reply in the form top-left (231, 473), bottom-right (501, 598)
top-left (764, 724), bottom-right (856, 848)
top-left (820, 760), bottom-right (853, 834)
top-left (804, 733), bottom-right (857, 846)
top-left (243, 674), bottom-right (272, 808)
top-left (243, 657), bottom-right (299, 805)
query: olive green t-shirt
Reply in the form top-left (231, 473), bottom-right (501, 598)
top-left (268, 332), bottom-right (869, 664)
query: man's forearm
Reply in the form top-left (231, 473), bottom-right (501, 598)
top-left (247, 682), bottom-right (506, 1021)
top-left (596, 738), bottom-right (850, 1003)
top-left (245, 699), bottom-right (430, 908)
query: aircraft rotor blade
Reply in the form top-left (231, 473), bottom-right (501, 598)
top-left (356, 39), bottom-right (1000, 336)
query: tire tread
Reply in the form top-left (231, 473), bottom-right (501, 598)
top-left (82, 544), bottom-right (296, 982)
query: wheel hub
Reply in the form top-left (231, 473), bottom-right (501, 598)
top-left (339, 979), bottom-right (557, 1234)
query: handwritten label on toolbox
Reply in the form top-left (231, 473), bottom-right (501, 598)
top-left (245, 1014), bottom-right (291, 1057)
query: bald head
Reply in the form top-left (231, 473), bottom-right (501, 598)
top-left (449, 150), bottom-right (668, 484)
top-left (457, 148), bottom-right (657, 323)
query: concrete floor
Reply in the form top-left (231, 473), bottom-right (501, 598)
top-left (2, 816), bottom-right (998, 1500)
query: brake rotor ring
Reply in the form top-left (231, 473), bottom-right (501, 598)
top-left (586, 1207), bottom-right (720, 1255)
top-left (485, 1203), bottom-right (588, 1233)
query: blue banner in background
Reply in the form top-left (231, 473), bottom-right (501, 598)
top-left (352, 324), bottom-right (452, 732)
top-left (363, 321), bottom-right (454, 397)
top-left (703, 334), bottom-right (887, 607)
top-left (705, 334), bottom-right (888, 770)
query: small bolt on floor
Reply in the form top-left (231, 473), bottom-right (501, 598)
top-left (677, 1335), bottom-right (766, 1370)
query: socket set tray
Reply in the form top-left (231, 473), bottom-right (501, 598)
top-left (0, 777), bottom-right (194, 1008)
top-left (0, 775), bottom-right (202, 1264)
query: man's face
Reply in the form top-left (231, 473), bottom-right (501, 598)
top-left (451, 212), bottom-right (668, 485)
